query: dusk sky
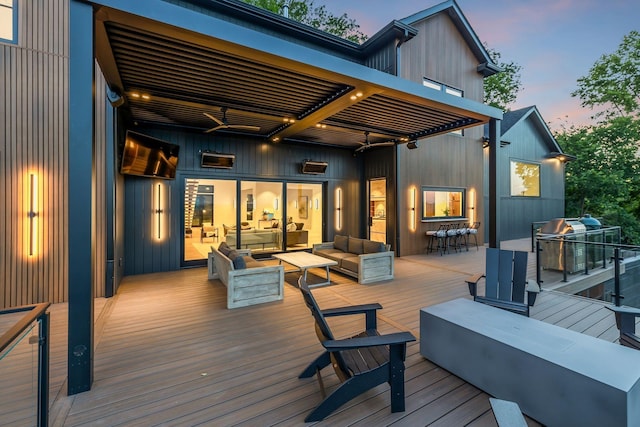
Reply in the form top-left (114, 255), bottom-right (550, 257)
top-left (327, 0), bottom-right (639, 131)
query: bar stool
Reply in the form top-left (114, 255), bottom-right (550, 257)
top-left (467, 222), bottom-right (480, 250)
top-left (426, 224), bottom-right (449, 255)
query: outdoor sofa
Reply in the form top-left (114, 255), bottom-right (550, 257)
top-left (208, 242), bottom-right (284, 309)
top-left (312, 235), bottom-right (394, 284)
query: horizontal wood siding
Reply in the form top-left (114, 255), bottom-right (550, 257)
top-left (122, 127), bottom-right (361, 275)
top-left (0, 0), bottom-right (70, 308)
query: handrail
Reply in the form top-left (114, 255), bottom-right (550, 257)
top-left (0, 302), bottom-right (51, 427)
top-left (0, 302), bottom-right (50, 354)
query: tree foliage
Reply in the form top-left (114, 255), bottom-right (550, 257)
top-left (556, 117), bottom-right (640, 243)
top-left (483, 46), bottom-right (523, 111)
top-left (241, 0), bottom-right (368, 44)
top-left (572, 30), bottom-right (640, 120)
top-left (561, 30), bottom-right (640, 243)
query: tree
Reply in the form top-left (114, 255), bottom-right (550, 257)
top-left (483, 46), bottom-right (523, 111)
top-left (241, 0), bottom-right (368, 44)
top-left (556, 116), bottom-right (640, 243)
top-left (572, 30), bottom-right (640, 120)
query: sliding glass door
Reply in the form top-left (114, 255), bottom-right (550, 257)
top-left (183, 178), bottom-right (325, 263)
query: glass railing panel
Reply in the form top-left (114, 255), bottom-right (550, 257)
top-left (0, 321), bottom-right (39, 426)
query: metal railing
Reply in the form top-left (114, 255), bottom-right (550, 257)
top-left (534, 229), bottom-right (640, 308)
top-left (0, 302), bottom-right (51, 427)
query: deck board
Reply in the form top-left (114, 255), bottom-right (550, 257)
top-left (14, 241), bottom-right (624, 426)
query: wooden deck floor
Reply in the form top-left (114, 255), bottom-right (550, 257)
top-left (37, 241), bottom-right (623, 426)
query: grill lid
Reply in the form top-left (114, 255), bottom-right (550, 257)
top-left (539, 218), bottom-right (586, 234)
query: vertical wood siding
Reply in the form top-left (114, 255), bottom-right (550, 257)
top-left (395, 12), bottom-right (486, 255)
top-left (1, 0), bottom-right (70, 308)
top-left (121, 127), bottom-right (362, 275)
top-left (94, 64), bottom-right (109, 298)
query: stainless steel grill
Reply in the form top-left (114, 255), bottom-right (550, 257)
top-left (539, 218), bottom-right (587, 273)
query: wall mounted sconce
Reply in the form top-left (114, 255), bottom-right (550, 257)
top-left (28, 173), bottom-right (38, 256)
top-left (294, 199), bottom-right (298, 209)
top-left (274, 197), bottom-right (279, 211)
top-left (546, 151), bottom-right (577, 162)
top-left (468, 188), bottom-right (476, 224)
top-left (409, 186), bottom-right (417, 231)
top-left (315, 198), bottom-right (319, 210)
top-left (335, 188), bottom-right (342, 231)
top-left (154, 183), bottom-right (164, 240)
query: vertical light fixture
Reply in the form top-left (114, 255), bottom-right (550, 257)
top-left (468, 188), bottom-right (476, 224)
top-left (28, 173), bottom-right (38, 256)
top-left (274, 197), bottom-right (279, 211)
top-left (409, 186), bottom-right (417, 231)
top-left (315, 198), bottom-right (319, 210)
top-left (154, 183), bottom-right (163, 240)
top-left (335, 188), bottom-right (342, 230)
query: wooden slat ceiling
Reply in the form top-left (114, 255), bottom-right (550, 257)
top-left (100, 19), bottom-right (483, 150)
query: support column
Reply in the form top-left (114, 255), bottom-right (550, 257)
top-left (488, 118), bottom-right (501, 249)
top-left (68, 0), bottom-right (95, 395)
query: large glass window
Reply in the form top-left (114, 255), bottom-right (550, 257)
top-left (510, 160), bottom-right (540, 197)
top-left (0, 0), bottom-right (16, 43)
top-left (422, 187), bottom-right (465, 220)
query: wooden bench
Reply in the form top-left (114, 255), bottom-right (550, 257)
top-left (420, 298), bottom-right (640, 427)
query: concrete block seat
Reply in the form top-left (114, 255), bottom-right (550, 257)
top-left (208, 242), bottom-right (284, 309)
top-left (312, 235), bottom-right (394, 284)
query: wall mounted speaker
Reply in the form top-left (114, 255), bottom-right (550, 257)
top-left (407, 140), bottom-right (419, 149)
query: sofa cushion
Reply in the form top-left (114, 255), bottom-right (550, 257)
top-left (218, 242), bottom-right (232, 257)
top-left (341, 256), bottom-right (360, 274)
top-left (314, 249), bottom-right (353, 268)
top-left (334, 235), bottom-right (348, 252)
top-left (232, 255), bottom-right (246, 269)
top-left (363, 239), bottom-right (386, 253)
top-left (244, 256), bottom-right (262, 269)
top-left (348, 237), bottom-right (364, 255)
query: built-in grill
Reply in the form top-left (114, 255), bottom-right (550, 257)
top-left (538, 218), bottom-right (587, 273)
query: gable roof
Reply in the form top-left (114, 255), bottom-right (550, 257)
top-left (399, 0), bottom-right (501, 77)
top-left (502, 106), bottom-right (565, 154)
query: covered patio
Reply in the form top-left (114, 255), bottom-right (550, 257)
top-left (46, 241), bottom-right (621, 426)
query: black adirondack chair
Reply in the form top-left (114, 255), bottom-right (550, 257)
top-left (466, 248), bottom-right (539, 317)
top-left (607, 305), bottom-right (640, 350)
top-left (298, 277), bottom-right (416, 422)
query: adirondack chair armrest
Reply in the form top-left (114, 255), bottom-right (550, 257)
top-left (322, 303), bottom-right (383, 330)
top-left (321, 303), bottom-right (383, 317)
top-left (475, 296), bottom-right (530, 316)
top-left (607, 305), bottom-right (640, 334)
top-left (465, 274), bottom-right (485, 297)
top-left (526, 281), bottom-right (541, 306)
top-left (323, 332), bottom-right (416, 351)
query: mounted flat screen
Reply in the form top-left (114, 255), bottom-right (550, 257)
top-left (201, 152), bottom-right (235, 169)
top-left (301, 161), bottom-right (328, 174)
top-left (120, 131), bottom-right (179, 179)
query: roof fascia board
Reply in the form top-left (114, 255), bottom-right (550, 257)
top-left (400, 0), bottom-right (500, 77)
top-left (502, 106), bottom-right (564, 153)
top-left (91, 0), bottom-right (502, 120)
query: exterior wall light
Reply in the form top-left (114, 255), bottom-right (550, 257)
top-left (154, 183), bottom-right (164, 240)
top-left (28, 173), bottom-right (38, 256)
top-left (409, 186), bottom-right (417, 232)
top-left (335, 188), bottom-right (342, 231)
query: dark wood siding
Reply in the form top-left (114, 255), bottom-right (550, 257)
top-left (484, 118), bottom-right (565, 241)
top-left (364, 44), bottom-right (397, 75)
top-left (121, 127), bottom-right (361, 275)
top-left (395, 12), bottom-right (487, 255)
top-left (0, 0), bottom-right (70, 308)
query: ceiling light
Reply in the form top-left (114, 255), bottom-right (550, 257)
top-left (130, 92), bottom-right (140, 98)
top-left (350, 95), bottom-right (357, 101)
top-left (273, 137), bottom-right (280, 142)
top-left (141, 94), bottom-right (150, 100)
top-left (356, 91), bottom-right (363, 97)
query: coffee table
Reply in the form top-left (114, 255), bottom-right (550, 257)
top-left (272, 252), bottom-right (338, 287)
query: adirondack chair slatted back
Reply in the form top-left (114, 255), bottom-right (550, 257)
top-left (484, 248), bottom-right (527, 304)
top-left (299, 279), bottom-right (351, 377)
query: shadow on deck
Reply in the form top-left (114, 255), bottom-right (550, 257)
top-left (45, 239), bottom-right (622, 426)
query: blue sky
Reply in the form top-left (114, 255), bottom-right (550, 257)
top-left (329, 0), bottom-right (639, 130)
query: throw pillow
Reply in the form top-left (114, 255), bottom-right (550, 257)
top-left (232, 255), bottom-right (246, 269)
top-left (334, 234), bottom-right (348, 252)
top-left (218, 242), bottom-right (232, 256)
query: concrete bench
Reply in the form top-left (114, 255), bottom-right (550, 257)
top-left (420, 298), bottom-right (640, 427)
